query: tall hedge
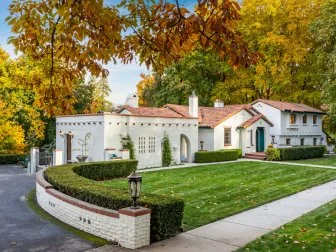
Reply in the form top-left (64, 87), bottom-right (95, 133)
top-left (195, 149), bottom-right (239, 163)
top-left (44, 160), bottom-right (184, 242)
top-left (278, 146), bottom-right (325, 160)
top-left (0, 154), bottom-right (26, 164)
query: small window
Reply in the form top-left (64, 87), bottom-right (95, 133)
top-left (290, 114), bottom-right (296, 124)
top-left (300, 138), bottom-right (304, 146)
top-left (138, 137), bottom-right (146, 154)
top-left (302, 114), bottom-right (307, 124)
top-left (313, 138), bottom-right (317, 146)
top-left (313, 115), bottom-right (317, 125)
top-left (271, 135), bottom-right (275, 144)
top-left (148, 137), bottom-right (156, 153)
top-left (286, 138), bottom-right (291, 145)
top-left (224, 128), bottom-right (231, 146)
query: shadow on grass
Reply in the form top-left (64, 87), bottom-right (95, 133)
top-left (26, 188), bottom-right (109, 247)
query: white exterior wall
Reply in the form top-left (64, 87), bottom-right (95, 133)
top-left (56, 115), bottom-right (105, 163)
top-left (56, 114), bottom-right (198, 169)
top-left (241, 118), bottom-right (272, 154)
top-left (252, 101), bottom-right (325, 147)
top-left (213, 110), bottom-right (252, 150)
top-left (198, 128), bottom-right (214, 151)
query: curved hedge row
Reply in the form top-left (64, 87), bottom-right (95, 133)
top-left (44, 160), bottom-right (184, 242)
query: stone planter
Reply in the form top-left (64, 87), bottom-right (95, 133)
top-left (76, 155), bottom-right (88, 163)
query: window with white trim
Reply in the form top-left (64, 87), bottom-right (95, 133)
top-left (148, 137), bottom-right (156, 153)
top-left (290, 114), bottom-right (296, 124)
top-left (138, 137), bottom-right (146, 154)
top-left (224, 128), bottom-right (232, 145)
top-left (313, 115), bottom-right (317, 125)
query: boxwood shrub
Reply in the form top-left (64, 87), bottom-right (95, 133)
top-left (44, 160), bottom-right (184, 242)
top-left (278, 146), bottom-right (325, 160)
top-left (195, 149), bottom-right (239, 163)
top-left (0, 154), bottom-right (26, 164)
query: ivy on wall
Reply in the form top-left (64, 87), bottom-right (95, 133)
top-left (162, 132), bottom-right (172, 167)
top-left (120, 134), bottom-right (136, 160)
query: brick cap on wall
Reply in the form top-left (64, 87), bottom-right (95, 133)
top-left (104, 148), bottom-right (116, 150)
top-left (119, 149), bottom-right (130, 152)
top-left (119, 207), bottom-right (151, 217)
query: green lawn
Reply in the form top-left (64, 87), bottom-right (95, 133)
top-left (103, 161), bottom-right (336, 231)
top-left (290, 155), bottom-right (336, 167)
top-left (240, 200), bottom-right (336, 251)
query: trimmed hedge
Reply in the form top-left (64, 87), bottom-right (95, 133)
top-left (278, 146), bottom-right (325, 161)
top-left (0, 154), bottom-right (26, 164)
top-left (44, 160), bottom-right (184, 243)
top-left (195, 149), bottom-right (239, 163)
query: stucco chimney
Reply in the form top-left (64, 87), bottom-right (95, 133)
top-left (214, 99), bottom-right (224, 108)
top-left (125, 93), bottom-right (139, 108)
top-left (189, 91), bottom-right (198, 118)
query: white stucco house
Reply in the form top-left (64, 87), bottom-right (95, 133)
top-left (55, 92), bottom-right (326, 168)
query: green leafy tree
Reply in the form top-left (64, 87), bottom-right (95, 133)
top-left (138, 50), bottom-right (231, 107)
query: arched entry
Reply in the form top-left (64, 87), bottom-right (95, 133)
top-left (180, 134), bottom-right (191, 163)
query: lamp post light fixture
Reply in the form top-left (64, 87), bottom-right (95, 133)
top-left (128, 171), bottom-right (142, 209)
top-left (200, 141), bottom-right (204, 151)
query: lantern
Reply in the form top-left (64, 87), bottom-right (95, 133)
top-left (128, 171), bottom-right (142, 209)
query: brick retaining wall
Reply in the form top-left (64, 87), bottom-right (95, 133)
top-left (36, 169), bottom-right (151, 249)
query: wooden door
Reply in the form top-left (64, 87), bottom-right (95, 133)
top-left (66, 134), bottom-right (72, 161)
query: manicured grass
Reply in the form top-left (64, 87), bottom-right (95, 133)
top-left (103, 161), bottom-right (336, 230)
top-left (240, 200), bottom-right (336, 251)
top-left (289, 155), bottom-right (336, 167)
top-left (26, 189), bottom-right (109, 247)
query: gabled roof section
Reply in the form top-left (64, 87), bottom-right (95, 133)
top-left (253, 99), bottom-right (325, 114)
top-left (117, 105), bottom-right (191, 118)
top-left (164, 104), bottom-right (254, 128)
top-left (238, 114), bottom-right (273, 129)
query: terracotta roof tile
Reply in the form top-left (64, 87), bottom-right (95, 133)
top-left (118, 105), bottom-right (190, 118)
top-left (164, 104), bottom-right (253, 128)
top-left (254, 99), bottom-right (324, 114)
top-left (238, 114), bottom-right (273, 128)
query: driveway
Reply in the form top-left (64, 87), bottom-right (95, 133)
top-left (0, 165), bottom-right (95, 252)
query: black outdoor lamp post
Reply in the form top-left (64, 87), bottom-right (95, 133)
top-left (128, 171), bottom-right (142, 209)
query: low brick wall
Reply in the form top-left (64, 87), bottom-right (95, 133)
top-left (36, 169), bottom-right (151, 249)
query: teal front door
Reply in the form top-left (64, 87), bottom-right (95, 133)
top-left (256, 127), bottom-right (265, 152)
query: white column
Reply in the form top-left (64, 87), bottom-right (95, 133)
top-left (53, 149), bottom-right (63, 166)
top-left (30, 147), bottom-right (39, 173)
top-left (119, 149), bottom-right (130, 160)
top-left (118, 207), bottom-right (151, 249)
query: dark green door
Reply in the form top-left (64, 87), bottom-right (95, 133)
top-left (256, 128), bottom-right (265, 152)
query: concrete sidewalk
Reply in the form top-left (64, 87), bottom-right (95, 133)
top-left (91, 179), bottom-right (336, 252)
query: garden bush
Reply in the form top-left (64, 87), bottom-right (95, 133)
top-left (0, 154), bottom-right (26, 164)
top-left (265, 146), bottom-right (281, 161)
top-left (278, 146), bottom-right (325, 160)
top-left (44, 160), bottom-right (184, 242)
top-left (195, 149), bottom-right (239, 163)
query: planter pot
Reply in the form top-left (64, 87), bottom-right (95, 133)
top-left (76, 155), bottom-right (88, 163)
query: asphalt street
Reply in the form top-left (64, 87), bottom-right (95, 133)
top-left (0, 165), bottom-right (94, 252)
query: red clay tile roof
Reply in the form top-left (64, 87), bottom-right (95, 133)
top-left (118, 105), bottom-right (191, 118)
top-left (254, 99), bottom-right (324, 114)
top-left (164, 104), bottom-right (254, 128)
top-left (238, 114), bottom-right (273, 129)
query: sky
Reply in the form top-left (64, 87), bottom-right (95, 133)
top-left (0, 0), bottom-right (195, 105)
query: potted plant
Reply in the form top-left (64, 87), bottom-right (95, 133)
top-left (76, 133), bottom-right (91, 162)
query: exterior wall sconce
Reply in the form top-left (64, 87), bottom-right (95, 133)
top-left (200, 141), bottom-right (204, 151)
top-left (128, 171), bottom-right (142, 209)
top-left (59, 130), bottom-right (64, 137)
top-left (68, 131), bottom-right (74, 138)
